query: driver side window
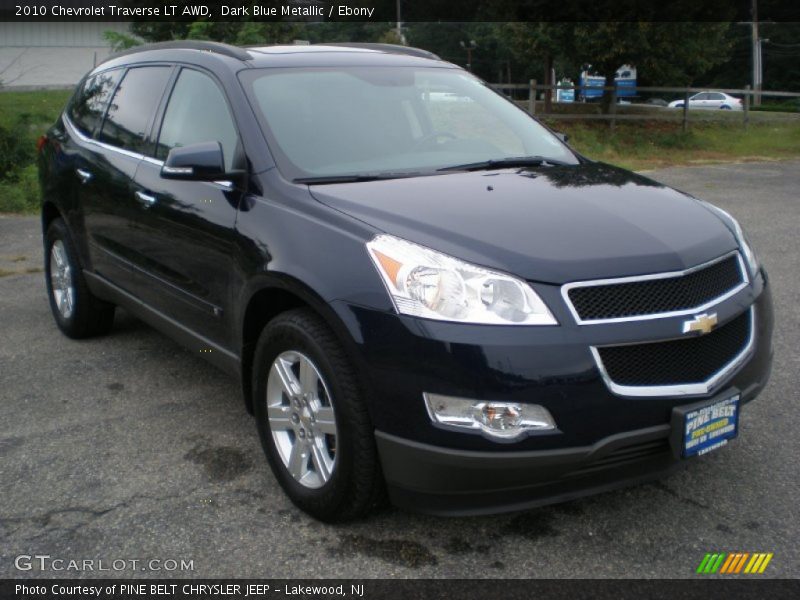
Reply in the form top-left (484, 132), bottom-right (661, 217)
top-left (156, 69), bottom-right (239, 171)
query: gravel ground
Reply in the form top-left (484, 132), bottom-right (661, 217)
top-left (1, 160), bottom-right (797, 579)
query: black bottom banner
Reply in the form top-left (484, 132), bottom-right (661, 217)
top-left (3, 579), bottom-right (800, 600)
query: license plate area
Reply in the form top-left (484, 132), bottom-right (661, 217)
top-left (670, 391), bottom-right (740, 459)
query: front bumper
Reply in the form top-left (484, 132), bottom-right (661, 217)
top-left (376, 382), bottom-right (767, 516)
top-left (331, 271), bottom-right (773, 515)
top-left (376, 424), bottom-right (678, 516)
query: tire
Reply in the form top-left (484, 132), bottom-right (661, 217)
top-left (252, 308), bottom-right (383, 522)
top-left (44, 218), bottom-right (115, 338)
top-left (720, 105), bottom-right (732, 110)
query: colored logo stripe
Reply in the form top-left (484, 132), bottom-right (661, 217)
top-left (698, 552), bottom-right (773, 574)
top-left (720, 553), bottom-right (737, 573)
top-left (696, 553), bottom-right (712, 573)
top-left (697, 553), bottom-right (726, 573)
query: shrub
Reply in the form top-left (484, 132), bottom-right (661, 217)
top-left (0, 120), bottom-right (34, 175)
top-left (0, 163), bottom-right (40, 214)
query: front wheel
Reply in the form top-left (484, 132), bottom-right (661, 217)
top-left (44, 218), bottom-right (115, 338)
top-left (252, 309), bottom-right (383, 521)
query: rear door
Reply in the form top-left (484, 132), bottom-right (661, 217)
top-left (129, 67), bottom-right (243, 348)
top-left (79, 65), bottom-right (174, 287)
top-left (61, 68), bottom-right (123, 264)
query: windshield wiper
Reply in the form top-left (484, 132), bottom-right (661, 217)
top-left (294, 172), bottom-right (422, 185)
top-left (437, 156), bottom-right (571, 172)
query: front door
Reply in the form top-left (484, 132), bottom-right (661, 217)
top-left (129, 67), bottom-right (243, 349)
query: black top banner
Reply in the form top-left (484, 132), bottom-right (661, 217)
top-left (1, 0), bottom-right (799, 22)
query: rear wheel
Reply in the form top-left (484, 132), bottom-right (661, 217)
top-left (44, 218), bottom-right (115, 338)
top-left (252, 309), bottom-right (383, 521)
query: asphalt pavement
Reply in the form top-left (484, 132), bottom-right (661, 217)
top-left (1, 160), bottom-right (798, 579)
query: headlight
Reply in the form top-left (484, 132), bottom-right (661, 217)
top-left (702, 202), bottom-right (759, 275)
top-left (366, 234), bottom-right (557, 325)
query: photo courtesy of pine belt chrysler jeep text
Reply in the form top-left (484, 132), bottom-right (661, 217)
top-left (37, 41), bottom-right (774, 521)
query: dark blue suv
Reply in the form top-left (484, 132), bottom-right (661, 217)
top-left (38, 41), bottom-right (773, 520)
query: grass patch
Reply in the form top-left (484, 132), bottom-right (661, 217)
top-left (552, 120), bottom-right (800, 170)
top-left (0, 90), bottom-right (71, 214)
top-left (0, 164), bottom-right (41, 213)
top-left (750, 99), bottom-right (799, 113)
top-left (0, 89), bottom-right (72, 131)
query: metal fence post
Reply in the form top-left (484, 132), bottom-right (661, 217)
top-left (682, 89), bottom-right (690, 132)
top-left (744, 84), bottom-right (750, 130)
top-left (529, 79), bottom-right (536, 115)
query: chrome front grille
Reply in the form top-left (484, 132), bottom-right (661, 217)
top-left (562, 252), bottom-right (747, 324)
top-left (592, 308), bottom-right (755, 397)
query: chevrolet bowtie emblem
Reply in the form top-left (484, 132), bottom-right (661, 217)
top-left (683, 313), bottom-right (719, 335)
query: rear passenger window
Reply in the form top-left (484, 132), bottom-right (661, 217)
top-left (98, 66), bottom-right (171, 154)
top-left (68, 69), bottom-right (122, 137)
top-left (155, 69), bottom-right (239, 171)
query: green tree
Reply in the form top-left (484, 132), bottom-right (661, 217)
top-left (507, 23), bottom-right (575, 111)
top-left (706, 22), bottom-right (800, 93)
top-left (103, 30), bottom-right (142, 52)
top-left (574, 23), bottom-right (734, 111)
top-left (131, 19), bottom-right (304, 46)
top-left (185, 21), bottom-right (214, 41)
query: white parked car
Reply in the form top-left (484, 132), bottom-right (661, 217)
top-left (668, 91), bottom-right (743, 110)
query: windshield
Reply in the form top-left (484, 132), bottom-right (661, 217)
top-left (240, 66), bottom-right (578, 181)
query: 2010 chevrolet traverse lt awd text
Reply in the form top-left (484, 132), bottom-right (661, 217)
top-left (38, 41), bottom-right (773, 521)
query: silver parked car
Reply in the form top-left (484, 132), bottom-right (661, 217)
top-left (668, 91), bottom-right (743, 110)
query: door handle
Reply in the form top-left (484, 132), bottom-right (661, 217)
top-left (76, 168), bottom-right (92, 184)
top-left (134, 190), bottom-right (157, 207)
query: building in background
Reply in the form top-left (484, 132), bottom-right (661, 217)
top-left (0, 22), bottom-right (130, 89)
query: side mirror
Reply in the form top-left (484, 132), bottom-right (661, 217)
top-left (555, 132), bottom-right (569, 144)
top-left (161, 141), bottom-right (229, 181)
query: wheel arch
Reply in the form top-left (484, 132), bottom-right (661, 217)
top-left (41, 200), bottom-right (63, 235)
top-left (239, 275), bottom-right (365, 416)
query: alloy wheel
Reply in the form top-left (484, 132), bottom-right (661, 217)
top-left (266, 351), bottom-right (338, 489)
top-left (49, 240), bottom-right (75, 319)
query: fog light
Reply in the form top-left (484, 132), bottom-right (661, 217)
top-left (423, 393), bottom-right (556, 441)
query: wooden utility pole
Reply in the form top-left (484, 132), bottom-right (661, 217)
top-left (395, 0), bottom-right (406, 45)
top-left (461, 40), bottom-right (477, 72)
top-left (744, 84), bottom-right (751, 129)
top-left (529, 79), bottom-right (537, 115)
top-left (752, 0), bottom-right (762, 106)
top-left (544, 54), bottom-right (554, 113)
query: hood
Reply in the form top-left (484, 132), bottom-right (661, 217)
top-left (309, 162), bottom-right (737, 284)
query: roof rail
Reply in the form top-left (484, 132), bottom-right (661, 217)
top-left (107, 40), bottom-right (251, 63)
top-left (319, 43), bottom-right (441, 61)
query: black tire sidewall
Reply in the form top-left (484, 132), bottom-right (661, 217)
top-left (44, 218), bottom-right (114, 338)
top-left (44, 220), bottom-right (83, 336)
top-left (252, 311), bottom-right (366, 520)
